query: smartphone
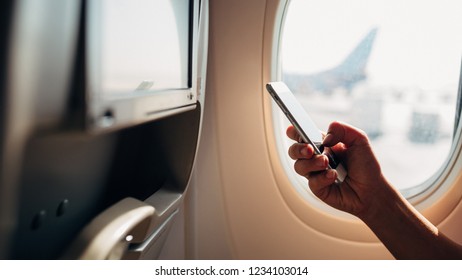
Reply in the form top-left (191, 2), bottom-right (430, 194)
top-left (266, 81), bottom-right (346, 183)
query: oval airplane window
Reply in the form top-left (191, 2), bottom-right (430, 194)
top-left (277, 0), bottom-right (462, 202)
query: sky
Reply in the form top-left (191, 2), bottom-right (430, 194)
top-left (282, 0), bottom-right (462, 91)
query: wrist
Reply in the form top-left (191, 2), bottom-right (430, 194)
top-left (355, 175), bottom-right (400, 224)
top-left (355, 177), bottom-right (441, 259)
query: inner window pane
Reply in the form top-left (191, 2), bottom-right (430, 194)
top-left (281, 0), bottom-right (462, 192)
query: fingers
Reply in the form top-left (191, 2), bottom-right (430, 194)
top-left (288, 125), bottom-right (330, 177)
top-left (286, 125), bottom-right (301, 142)
top-left (323, 121), bottom-right (369, 148)
top-left (307, 169), bottom-right (337, 196)
top-left (288, 143), bottom-right (314, 160)
top-left (288, 139), bottom-right (330, 178)
top-left (287, 122), bottom-right (368, 148)
top-left (286, 124), bottom-right (338, 194)
top-left (293, 154), bottom-right (329, 177)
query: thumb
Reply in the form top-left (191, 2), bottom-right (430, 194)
top-left (323, 121), bottom-right (369, 148)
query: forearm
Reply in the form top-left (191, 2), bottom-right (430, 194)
top-left (359, 180), bottom-right (462, 259)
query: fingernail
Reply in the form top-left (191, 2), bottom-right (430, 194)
top-left (301, 146), bottom-right (309, 157)
top-left (326, 169), bottom-right (336, 179)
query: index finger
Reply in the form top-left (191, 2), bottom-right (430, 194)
top-left (286, 125), bottom-right (300, 142)
top-left (287, 125), bottom-right (327, 143)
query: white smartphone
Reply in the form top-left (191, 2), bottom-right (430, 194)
top-left (266, 81), bottom-right (347, 183)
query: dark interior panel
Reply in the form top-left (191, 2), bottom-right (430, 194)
top-left (0, 0), bottom-right (205, 259)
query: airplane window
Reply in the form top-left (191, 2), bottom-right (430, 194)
top-left (278, 0), bottom-right (462, 198)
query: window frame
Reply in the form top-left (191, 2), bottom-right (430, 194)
top-left (263, 0), bottom-right (462, 241)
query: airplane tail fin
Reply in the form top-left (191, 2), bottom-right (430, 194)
top-left (335, 27), bottom-right (378, 75)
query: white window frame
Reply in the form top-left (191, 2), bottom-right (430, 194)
top-left (264, 0), bottom-right (462, 240)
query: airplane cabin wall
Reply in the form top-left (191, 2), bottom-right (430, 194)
top-left (186, 0), bottom-right (389, 259)
top-left (182, 0), bottom-right (462, 259)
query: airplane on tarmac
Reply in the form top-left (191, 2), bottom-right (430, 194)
top-left (284, 27), bottom-right (378, 95)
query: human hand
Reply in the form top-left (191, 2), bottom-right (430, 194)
top-left (287, 121), bottom-right (389, 218)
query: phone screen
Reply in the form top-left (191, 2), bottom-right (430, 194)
top-left (266, 82), bottom-right (323, 153)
